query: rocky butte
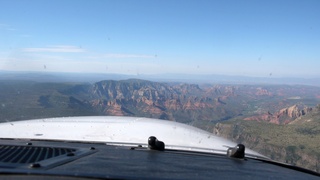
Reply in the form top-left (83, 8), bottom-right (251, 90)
top-left (244, 105), bottom-right (313, 124)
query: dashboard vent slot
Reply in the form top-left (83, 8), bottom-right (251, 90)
top-left (0, 145), bottom-right (75, 164)
top-left (0, 144), bottom-right (95, 169)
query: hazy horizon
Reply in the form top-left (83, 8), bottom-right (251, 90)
top-left (1, 70), bottom-right (320, 87)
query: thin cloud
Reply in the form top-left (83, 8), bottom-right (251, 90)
top-left (102, 54), bottom-right (155, 58)
top-left (0, 23), bottom-right (16, 31)
top-left (22, 45), bottom-right (85, 53)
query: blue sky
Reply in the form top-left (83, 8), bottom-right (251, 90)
top-left (0, 0), bottom-right (319, 77)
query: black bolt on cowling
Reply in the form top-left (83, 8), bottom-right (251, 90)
top-left (227, 144), bottom-right (245, 159)
top-left (148, 136), bottom-right (165, 151)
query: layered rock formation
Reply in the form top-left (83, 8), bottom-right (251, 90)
top-left (244, 105), bottom-right (313, 124)
top-left (59, 79), bottom-right (320, 124)
top-left (86, 79), bottom-right (237, 122)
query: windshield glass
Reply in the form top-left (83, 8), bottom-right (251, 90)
top-left (1, 0), bottom-right (320, 173)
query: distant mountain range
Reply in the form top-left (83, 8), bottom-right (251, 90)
top-left (1, 78), bottom-right (319, 123)
top-left (58, 79), bottom-right (320, 124)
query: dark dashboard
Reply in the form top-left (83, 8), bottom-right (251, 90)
top-left (0, 139), bottom-right (319, 179)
